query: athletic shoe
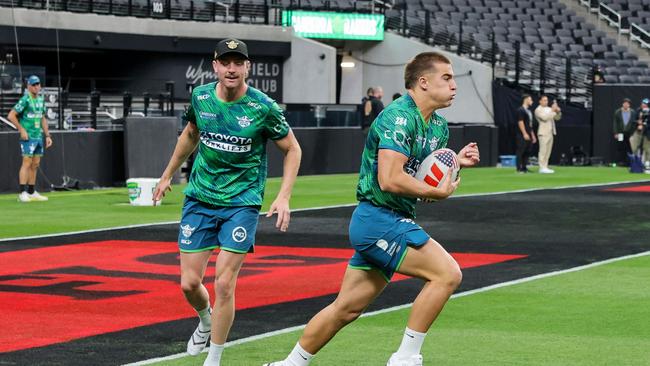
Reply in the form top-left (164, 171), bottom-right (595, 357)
top-left (18, 191), bottom-right (31, 203)
top-left (538, 168), bottom-right (555, 174)
top-left (386, 353), bottom-right (423, 366)
top-left (187, 325), bottom-right (211, 356)
top-left (29, 191), bottom-right (49, 201)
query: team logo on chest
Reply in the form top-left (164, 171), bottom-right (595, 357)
top-left (237, 116), bottom-right (253, 128)
top-left (429, 137), bottom-right (440, 151)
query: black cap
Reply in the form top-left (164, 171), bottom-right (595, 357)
top-left (214, 38), bottom-right (249, 60)
top-left (623, 98), bottom-right (631, 103)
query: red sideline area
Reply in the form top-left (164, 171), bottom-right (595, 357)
top-left (0, 241), bottom-right (526, 352)
top-left (605, 185), bottom-right (650, 193)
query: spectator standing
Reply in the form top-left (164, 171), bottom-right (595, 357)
top-left (515, 94), bottom-right (536, 173)
top-left (361, 86), bottom-right (384, 135)
top-left (631, 98), bottom-right (650, 167)
top-left (534, 95), bottom-right (561, 174)
top-left (612, 98), bottom-right (636, 165)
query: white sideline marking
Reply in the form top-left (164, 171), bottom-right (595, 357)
top-left (0, 221), bottom-right (180, 243)
top-left (2, 179), bottom-right (648, 243)
top-left (123, 250), bottom-right (650, 366)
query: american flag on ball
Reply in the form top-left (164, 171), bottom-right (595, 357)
top-left (422, 149), bottom-right (459, 187)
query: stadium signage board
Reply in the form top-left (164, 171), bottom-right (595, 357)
top-left (282, 11), bottom-right (384, 41)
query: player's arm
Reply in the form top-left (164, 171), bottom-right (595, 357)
top-left (7, 109), bottom-right (28, 140)
top-left (153, 122), bottom-right (200, 203)
top-left (377, 149), bottom-right (458, 201)
top-left (267, 130), bottom-right (302, 232)
top-left (42, 116), bottom-right (52, 148)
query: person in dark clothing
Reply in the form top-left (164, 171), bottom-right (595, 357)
top-left (361, 86), bottom-right (384, 135)
top-left (612, 98), bottom-right (636, 165)
top-left (361, 87), bottom-right (373, 106)
top-left (515, 94), bottom-right (535, 173)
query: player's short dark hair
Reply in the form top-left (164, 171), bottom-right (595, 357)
top-left (522, 94), bottom-right (532, 103)
top-left (366, 87), bottom-right (374, 96)
top-left (404, 52), bottom-right (451, 89)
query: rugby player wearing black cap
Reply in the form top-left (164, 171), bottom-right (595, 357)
top-left (153, 38), bottom-right (301, 366)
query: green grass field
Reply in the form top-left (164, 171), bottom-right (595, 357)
top-left (2, 167), bottom-right (649, 365)
top-left (1, 166), bottom-right (649, 239)
top-left (155, 253), bottom-right (650, 366)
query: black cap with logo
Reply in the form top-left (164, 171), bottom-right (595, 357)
top-left (214, 38), bottom-right (249, 60)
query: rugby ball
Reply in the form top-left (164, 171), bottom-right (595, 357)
top-left (415, 148), bottom-right (460, 188)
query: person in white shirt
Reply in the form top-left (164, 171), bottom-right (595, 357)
top-left (534, 95), bottom-right (561, 174)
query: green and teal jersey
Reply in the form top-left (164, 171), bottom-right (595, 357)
top-left (356, 93), bottom-right (450, 218)
top-left (13, 93), bottom-right (45, 139)
top-left (183, 82), bottom-right (290, 207)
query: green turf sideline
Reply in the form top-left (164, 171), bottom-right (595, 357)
top-left (3, 178), bottom-right (648, 243)
top-left (2, 167), bottom-right (649, 239)
top-left (123, 250), bottom-right (650, 366)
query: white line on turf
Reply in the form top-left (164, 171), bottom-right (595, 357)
top-left (123, 250), bottom-right (650, 366)
top-left (2, 179), bottom-right (648, 243)
top-left (0, 221), bottom-right (181, 243)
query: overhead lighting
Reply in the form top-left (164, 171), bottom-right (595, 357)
top-left (340, 61), bottom-right (355, 68)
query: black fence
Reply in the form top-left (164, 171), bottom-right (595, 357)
top-left (0, 88), bottom-right (177, 131)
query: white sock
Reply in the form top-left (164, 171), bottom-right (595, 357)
top-left (285, 342), bottom-right (313, 366)
top-left (203, 342), bottom-right (224, 366)
top-left (395, 327), bottom-right (426, 357)
top-left (197, 305), bottom-right (211, 331)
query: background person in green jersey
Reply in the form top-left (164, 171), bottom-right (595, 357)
top-left (265, 52), bottom-right (480, 366)
top-left (7, 75), bottom-right (52, 202)
top-left (153, 39), bottom-right (301, 366)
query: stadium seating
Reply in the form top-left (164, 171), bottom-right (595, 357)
top-left (582, 0), bottom-right (650, 52)
top-left (381, 0), bottom-right (649, 104)
top-left (2, 0), bottom-right (648, 99)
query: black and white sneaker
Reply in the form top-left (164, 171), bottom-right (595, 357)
top-left (187, 325), bottom-right (211, 356)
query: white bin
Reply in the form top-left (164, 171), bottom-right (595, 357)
top-left (127, 178), bottom-right (160, 206)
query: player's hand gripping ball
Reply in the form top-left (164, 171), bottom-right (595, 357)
top-left (415, 148), bottom-right (460, 201)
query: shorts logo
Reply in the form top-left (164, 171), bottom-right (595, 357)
top-left (232, 226), bottom-right (247, 243)
top-left (376, 239), bottom-right (389, 251)
top-left (181, 224), bottom-right (196, 238)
